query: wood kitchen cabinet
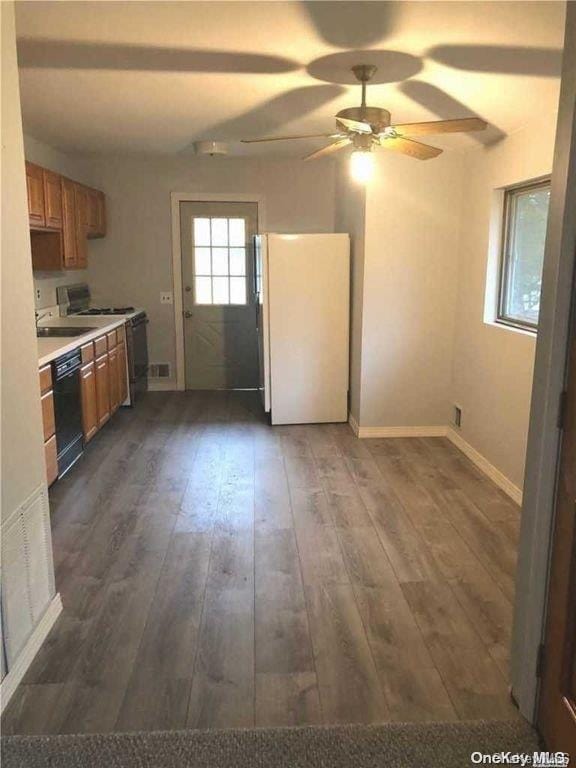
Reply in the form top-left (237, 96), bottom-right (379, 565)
top-left (39, 364), bottom-right (57, 486)
top-left (26, 159), bottom-right (107, 270)
top-left (117, 338), bottom-right (128, 405)
top-left (95, 349), bottom-right (111, 429)
top-left (108, 345), bottom-right (120, 414)
top-left (26, 162), bottom-right (45, 228)
top-left (43, 169), bottom-right (63, 229)
top-left (80, 360), bottom-right (98, 442)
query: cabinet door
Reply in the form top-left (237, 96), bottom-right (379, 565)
top-left (43, 169), bottom-right (62, 229)
top-left (26, 162), bottom-right (45, 228)
top-left (80, 361), bottom-right (98, 441)
top-left (61, 178), bottom-right (77, 268)
top-left (108, 345), bottom-right (119, 414)
top-left (74, 184), bottom-right (88, 269)
top-left (96, 191), bottom-right (106, 237)
top-left (86, 189), bottom-right (99, 236)
top-left (117, 340), bottom-right (128, 405)
top-left (95, 354), bottom-right (110, 428)
top-left (40, 390), bottom-right (55, 442)
top-left (44, 435), bottom-right (58, 486)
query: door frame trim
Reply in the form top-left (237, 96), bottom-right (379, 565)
top-left (511, 4), bottom-right (576, 724)
top-left (170, 192), bottom-right (266, 391)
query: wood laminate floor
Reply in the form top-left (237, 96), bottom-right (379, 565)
top-left (2, 391), bottom-right (521, 734)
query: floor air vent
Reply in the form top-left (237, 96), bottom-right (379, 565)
top-left (148, 363), bottom-right (171, 379)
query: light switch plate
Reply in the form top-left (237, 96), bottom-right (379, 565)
top-left (160, 292), bottom-right (173, 304)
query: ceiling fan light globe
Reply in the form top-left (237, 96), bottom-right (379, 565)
top-left (350, 149), bottom-right (374, 184)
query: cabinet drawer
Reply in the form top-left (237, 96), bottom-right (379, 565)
top-left (39, 364), bottom-right (52, 394)
top-left (81, 341), bottom-right (94, 364)
top-left (44, 435), bottom-right (58, 486)
top-left (94, 335), bottom-right (107, 357)
top-left (107, 329), bottom-right (117, 349)
top-left (41, 390), bottom-right (55, 442)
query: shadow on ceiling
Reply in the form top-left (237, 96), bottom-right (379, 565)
top-left (16, 39), bottom-right (299, 74)
top-left (302, 1), bottom-right (399, 47)
top-left (427, 45), bottom-right (563, 78)
top-left (181, 84), bottom-right (346, 152)
top-left (307, 49), bottom-right (422, 85)
top-left (400, 81), bottom-right (507, 146)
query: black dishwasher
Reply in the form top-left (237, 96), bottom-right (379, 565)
top-left (53, 349), bottom-right (84, 478)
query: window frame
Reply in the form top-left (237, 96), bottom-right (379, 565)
top-left (497, 177), bottom-right (551, 333)
top-left (191, 216), bottom-right (248, 306)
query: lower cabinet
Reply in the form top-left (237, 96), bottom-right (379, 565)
top-left (80, 360), bottom-right (98, 442)
top-left (108, 344), bottom-right (120, 414)
top-left (44, 435), bottom-right (58, 487)
top-left (117, 340), bottom-right (128, 404)
top-left (95, 352), bottom-right (111, 428)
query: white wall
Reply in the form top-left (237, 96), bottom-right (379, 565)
top-left (82, 154), bottom-right (336, 386)
top-left (1, 1), bottom-right (57, 681)
top-left (23, 134), bottom-right (95, 310)
top-left (452, 119), bottom-right (557, 490)
top-left (1, 8), bottom-right (47, 519)
top-left (335, 162), bottom-right (366, 423)
top-left (359, 150), bottom-right (464, 429)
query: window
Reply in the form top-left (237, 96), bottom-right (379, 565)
top-left (193, 217), bottom-right (247, 305)
top-left (498, 179), bottom-right (550, 331)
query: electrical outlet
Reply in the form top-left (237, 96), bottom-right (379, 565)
top-left (160, 292), bottom-right (173, 304)
top-left (36, 288), bottom-right (41, 301)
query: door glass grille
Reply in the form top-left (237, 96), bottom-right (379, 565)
top-left (192, 217), bottom-right (247, 305)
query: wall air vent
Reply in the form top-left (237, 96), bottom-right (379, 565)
top-left (148, 363), bottom-right (171, 379)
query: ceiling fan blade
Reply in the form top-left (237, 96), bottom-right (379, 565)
top-left (389, 117), bottom-right (487, 136)
top-left (242, 132), bottom-right (344, 144)
top-left (378, 136), bottom-right (442, 160)
top-left (304, 138), bottom-right (352, 161)
top-left (336, 117), bottom-right (373, 134)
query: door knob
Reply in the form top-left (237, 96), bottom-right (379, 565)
top-left (184, 310), bottom-right (194, 318)
top-left (185, 285), bottom-right (192, 292)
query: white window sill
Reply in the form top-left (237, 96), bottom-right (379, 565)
top-left (484, 319), bottom-right (538, 338)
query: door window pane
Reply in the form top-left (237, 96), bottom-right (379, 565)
top-left (193, 218), bottom-right (211, 246)
top-left (212, 276), bottom-right (229, 304)
top-left (195, 276), bottom-right (212, 304)
top-left (191, 216), bottom-right (250, 306)
top-left (211, 218), bottom-right (228, 246)
top-left (229, 248), bottom-right (246, 276)
top-left (229, 218), bottom-right (245, 246)
top-left (230, 277), bottom-right (246, 304)
top-left (194, 247), bottom-right (211, 275)
top-left (212, 248), bottom-right (228, 275)
top-left (499, 181), bottom-right (550, 330)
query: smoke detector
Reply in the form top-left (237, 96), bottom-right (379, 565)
top-left (195, 141), bottom-right (229, 156)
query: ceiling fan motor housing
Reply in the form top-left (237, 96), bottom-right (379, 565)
top-left (336, 106), bottom-right (391, 131)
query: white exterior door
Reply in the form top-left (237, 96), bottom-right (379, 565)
top-left (180, 201), bottom-right (259, 390)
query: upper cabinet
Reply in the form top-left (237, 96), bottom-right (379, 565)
top-left (25, 162), bottom-right (45, 228)
top-left (26, 161), bottom-right (107, 271)
top-left (43, 169), bottom-right (63, 229)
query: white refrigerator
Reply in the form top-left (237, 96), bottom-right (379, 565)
top-left (255, 233), bottom-right (350, 425)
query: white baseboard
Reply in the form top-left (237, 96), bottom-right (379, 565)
top-left (350, 421), bottom-right (448, 439)
top-left (147, 380), bottom-right (177, 392)
top-left (0, 593), bottom-right (62, 712)
top-left (447, 428), bottom-right (523, 505)
top-left (347, 415), bottom-right (522, 504)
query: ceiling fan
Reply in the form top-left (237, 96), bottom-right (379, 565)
top-left (242, 64), bottom-right (488, 178)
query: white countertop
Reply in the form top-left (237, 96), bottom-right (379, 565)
top-left (37, 316), bottom-right (129, 367)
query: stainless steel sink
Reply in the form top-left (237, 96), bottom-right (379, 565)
top-left (36, 327), bottom-right (94, 338)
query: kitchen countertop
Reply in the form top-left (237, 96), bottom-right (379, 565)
top-left (38, 316), bottom-right (129, 368)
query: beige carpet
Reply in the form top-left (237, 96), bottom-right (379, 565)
top-left (1, 719), bottom-right (539, 768)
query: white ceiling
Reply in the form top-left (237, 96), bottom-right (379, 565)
top-left (15, 1), bottom-right (565, 157)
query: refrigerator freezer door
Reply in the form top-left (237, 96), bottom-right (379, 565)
top-left (267, 233), bottom-right (350, 425)
top-left (255, 235), bottom-right (271, 412)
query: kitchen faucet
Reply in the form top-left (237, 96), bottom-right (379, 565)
top-left (35, 310), bottom-right (49, 328)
